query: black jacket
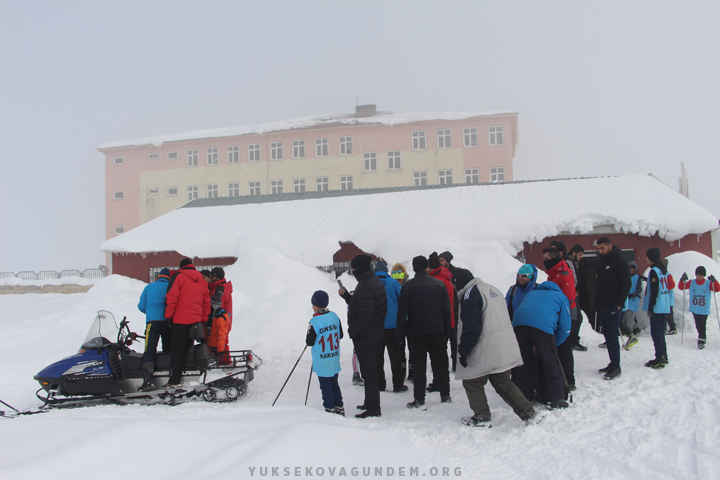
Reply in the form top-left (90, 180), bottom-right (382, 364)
top-left (346, 269), bottom-right (387, 339)
top-left (457, 285), bottom-right (485, 358)
top-left (595, 245), bottom-right (631, 308)
top-left (396, 271), bottom-right (452, 341)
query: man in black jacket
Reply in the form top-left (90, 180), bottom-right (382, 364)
top-left (341, 255), bottom-right (387, 418)
top-left (396, 256), bottom-right (453, 409)
top-left (594, 237), bottom-right (632, 380)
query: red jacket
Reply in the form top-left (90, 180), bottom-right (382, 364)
top-left (165, 265), bottom-right (211, 325)
top-left (546, 259), bottom-right (576, 309)
top-left (678, 278), bottom-right (720, 292)
top-left (209, 279), bottom-right (234, 330)
top-left (430, 267), bottom-right (455, 328)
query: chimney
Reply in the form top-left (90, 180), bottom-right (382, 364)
top-left (355, 104), bottom-right (377, 117)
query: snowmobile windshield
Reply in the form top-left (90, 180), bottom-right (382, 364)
top-left (80, 310), bottom-right (119, 350)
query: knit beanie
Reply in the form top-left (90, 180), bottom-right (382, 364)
top-left (412, 255), bottom-right (429, 272)
top-left (696, 266), bottom-right (706, 276)
top-left (158, 268), bottom-right (170, 277)
top-left (428, 252), bottom-right (441, 269)
top-left (453, 268), bottom-right (474, 291)
top-left (350, 255), bottom-right (372, 276)
top-left (374, 261), bottom-right (388, 273)
top-left (517, 264), bottom-right (534, 280)
top-left (439, 251), bottom-right (453, 263)
top-left (646, 247), bottom-right (661, 263)
top-left (179, 257), bottom-right (193, 268)
top-left (311, 290), bottom-right (329, 308)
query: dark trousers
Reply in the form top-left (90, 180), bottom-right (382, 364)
top-left (383, 329), bottom-right (406, 390)
top-left (649, 312), bottom-right (669, 359)
top-left (141, 321), bottom-right (171, 365)
top-left (449, 327), bottom-right (458, 371)
top-left (353, 335), bottom-right (384, 415)
top-left (618, 316), bottom-right (633, 336)
top-left (169, 323), bottom-right (192, 384)
top-left (667, 307), bottom-right (677, 331)
top-left (694, 314), bottom-right (709, 340)
top-left (318, 374), bottom-right (343, 410)
top-left (512, 325), bottom-right (565, 403)
top-left (407, 333), bottom-right (450, 402)
top-left (597, 305), bottom-right (621, 369)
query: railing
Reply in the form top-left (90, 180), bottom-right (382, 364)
top-left (0, 268), bottom-right (108, 280)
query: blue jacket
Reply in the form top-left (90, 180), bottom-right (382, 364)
top-left (376, 271), bottom-right (402, 329)
top-left (512, 282), bottom-right (571, 346)
top-left (138, 277), bottom-right (170, 322)
top-left (505, 264), bottom-right (538, 319)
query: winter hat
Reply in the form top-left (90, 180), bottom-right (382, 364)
top-left (311, 290), bottom-right (329, 308)
top-left (158, 268), bottom-right (170, 277)
top-left (179, 257), bottom-right (193, 268)
top-left (211, 267), bottom-right (225, 279)
top-left (412, 255), bottom-right (429, 272)
top-left (453, 268), bottom-right (474, 291)
top-left (350, 255), bottom-right (372, 275)
top-left (628, 261), bottom-right (637, 270)
top-left (517, 264), bottom-right (534, 280)
top-left (646, 247), bottom-right (661, 263)
top-left (374, 261), bottom-right (388, 273)
top-left (439, 251), bottom-right (453, 263)
top-left (391, 262), bottom-right (408, 280)
top-left (199, 270), bottom-right (212, 277)
top-left (696, 266), bottom-right (706, 276)
top-left (428, 252), bottom-right (441, 269)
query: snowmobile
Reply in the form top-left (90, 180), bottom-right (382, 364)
top-left (34, 310), bottom-right (261, 407)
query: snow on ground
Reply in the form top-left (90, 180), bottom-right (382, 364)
top-left (2, 252), bottom-right (720, 479)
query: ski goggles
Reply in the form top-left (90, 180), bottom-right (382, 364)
top-left (391, 271), bottom-right (405, 279)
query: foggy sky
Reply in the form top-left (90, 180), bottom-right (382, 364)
top-left (1, 0), bottom-right (718, 272)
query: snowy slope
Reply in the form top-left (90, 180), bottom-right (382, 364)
top-left (1, 252), bottom-right (720, 479)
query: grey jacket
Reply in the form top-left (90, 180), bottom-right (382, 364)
top-left (454, 278), bottom-right (524, 381)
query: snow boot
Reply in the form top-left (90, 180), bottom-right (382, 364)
top-left (355, 410), bottom-right (380, 419)
top-left (598, 364), bottom-right (613, 373)
top-left (698, 339), bottom-right (706, 350)
top-left (406, 399), bottom-right (426, 410)
top-left (599, 342), bottom-right (607, 349)
top-left (334, 405), bottom-right (345, 416)
top-left (441, 395), bottom-right (452, 404)
top-left (352, 372), bottom-right (364, 386)
top-left (548, 400), bottom-right (569, 410)
top-left (571, 343), bottom-right (588, 352)
top-left (139, 362), bottom-right (155, 391)
top-left (426, 382), bottom-right (439, 393)
top-left (623, 334), bottom-right (639, 350)
top-left (393, 385), bottom-right (409, 393)
top-left (650, 356), bottom-right (668, 369)
top-left (461, 414), bottom-right (491, 427)
top-left (603, 367), bottom-right (622, 380)
top-left (665, 329), bottom-right (678, 336)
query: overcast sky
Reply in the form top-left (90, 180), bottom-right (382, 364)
top-left (1, 1), bottom-right (718, 273)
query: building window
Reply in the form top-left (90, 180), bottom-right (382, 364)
top-left (340, 175), bottom-right (353, 190)
top-left (228, 183), bottom-right (240, 197)
top-left (271, 180), bottom-right (283, 194)
top-left (489, 126), bottom-right (504, 146)
top-left (114, 226), bottom-right (125, 235)
top-left (293, 178), bottom-right (306, 193)
top-left (292, 140), bottom-right (305, 158)
top-left (167, 151), bottom-right (178, 160)
top-left (316, 138), bottom-right (328, 157)
top-left (387, 151), bottom-right (401, 170)
top-left (249, 181), bottom-right (261, 196)
top-left (490, 167), bottom-right (505, 182)
top-left (464, 168), bottom-right (479, 184)
top-left (167, 187), bottom-right (178, 196)
top-left (271, 142), bottom-right (283, 160)
top-left (148, 188), bottom-right (160, 195)
top-left (412, 131), bottom-right (426, 150)
top-left (316, 177), bottom-right (329, 192)
top-left (228, 146), bottom-right (239, 163)
top-left (249, 144), bottom-right (261, 162)
top-left (437, 129), bottom-right (452, 148)
top-left (113, 156), bottom-right (124, 165)
top-left (463, 127), bottom-right (478, 147)
top-left (363, 152), bottom-right (377, 172)
top-left (187, 186), bottom-right (198, 201)
top-left (207, 147), bottom-right (218, 165)
top-left (413, 171), bottom-right (427, 186)
top-left (187, 149), bottom-right (198, 167)
top-left (439, 170), bottom-right (453, 185)
top-left (148, 153), bottom-right (159, 160)
top-left (114, 191), bottom-right (124, 200)
top-left (207, 184), bottom-right (219, 198)
top-left (339, 136), bottom-right (353, 155)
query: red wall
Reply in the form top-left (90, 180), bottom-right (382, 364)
top-left (521, 232), bottom-right (713, 267)
top-left (112, 252), bottom-right (237, 282)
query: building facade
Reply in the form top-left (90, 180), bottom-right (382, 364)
top-left (98, 107), bottom-right (518, 239)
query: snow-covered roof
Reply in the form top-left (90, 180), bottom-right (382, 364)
top-left (101, 175), bottom-right (718, 269)
top-left (97, 110), bottom-right (517, 150)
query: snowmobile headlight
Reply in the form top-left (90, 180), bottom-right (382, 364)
top-left (78, 349), bottom-right (86, 354)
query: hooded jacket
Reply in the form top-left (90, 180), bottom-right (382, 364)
top-left (347, 269), bottom-right (387, 339)
top-left (512, 282), bottom-right (571, 346)
top-left (505, 264), bottom-right (538, 319)
top-left (138, 276), bottom-right (170, 322)
top-left (544, 258), bottom-right (577, 309)
top-left (396, 271), bottom-right (452, 340)
top-left (429, 266), bottom-right (456, 327)
top-left (165, 265), bottom-right (211, 325)
top-left (209, 279), bottom-right (234, 328)
top-left (595, 245), bottom-right (632, 308)
top-left (375, 269), bottom-right (402, 329)
top-left (454, 278), bottom-right (523, 381)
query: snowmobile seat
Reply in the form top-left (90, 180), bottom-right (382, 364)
top-left (155, 353), bottom-right (172, 370)
top-left (193, 343), bottom-right (214, 368)
top-left (121, 351), bottom-right (143, 371)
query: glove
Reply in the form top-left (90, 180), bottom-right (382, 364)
top-left (459, 355), bottom-right (468, 368)
top-left (680, 272), bottom-right (689, 283)
top-left (710, 274), bottom-right (717, 283)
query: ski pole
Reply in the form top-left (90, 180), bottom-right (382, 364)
top-left (272, 345), bottom-right (307, 406)
top-left (304, 362), bottom-right (313, 406)
top-left (714, 290), bottom-right (720, 333)
top-left (681, 289), bottom-right (686, 345)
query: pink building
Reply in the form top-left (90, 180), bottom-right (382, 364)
top-left (98, 106), bottom-right (518, 240)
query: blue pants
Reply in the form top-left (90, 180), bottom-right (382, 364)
top-left (317, 374), bottom-right (343, 410)
top-left (597, 305), bottom-right (621, 369)
top-left (649, 313), bottom-right (668, 359)
top-left (141, 321), bottom-right (171, 365)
